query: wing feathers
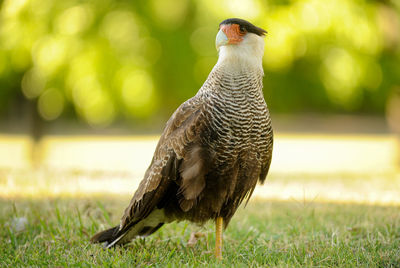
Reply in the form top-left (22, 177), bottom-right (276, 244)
top-left (179, 146), bottom-right (206, 200)
top-left (119, 97), bottom-right (205, 230)
top-left (259, 131), bottom-right (273, 184)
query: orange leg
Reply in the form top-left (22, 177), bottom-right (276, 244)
top-left (215, 217), bottom-right (223, 260)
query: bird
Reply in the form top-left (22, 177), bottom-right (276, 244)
top-left (91, 18), bottom-right (273, 260)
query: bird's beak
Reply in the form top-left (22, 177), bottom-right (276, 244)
top-left (215, 29), bottom-right (229, 51)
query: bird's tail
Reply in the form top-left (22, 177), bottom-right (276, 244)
top-left (90, 219), bottom-right (165, 248)
top-left (90, 226), bottom-right (120, 246)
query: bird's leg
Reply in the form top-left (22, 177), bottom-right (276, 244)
top-left (215, 217), bottom-right (223, 260)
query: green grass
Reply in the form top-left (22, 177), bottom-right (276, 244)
top-left (1, 196), bottom-right (400, 267)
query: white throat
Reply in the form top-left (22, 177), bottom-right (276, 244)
top-left (216, 33), bottom-right (265, 74)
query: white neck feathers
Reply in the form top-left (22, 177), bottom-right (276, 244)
top-left (216, 33), bottom-right (265, 74)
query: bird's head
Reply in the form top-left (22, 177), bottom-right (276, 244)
top-left (216, 18), bottom-right (267, 70)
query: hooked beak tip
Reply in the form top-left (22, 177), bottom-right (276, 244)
top-left (215, 29), bottom-right (228, 51)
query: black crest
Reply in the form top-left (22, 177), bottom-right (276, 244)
top-left (219, 18), bottom-right (267, 36)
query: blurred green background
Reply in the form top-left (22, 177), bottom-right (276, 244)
top-left (0, 0), bottom-right (400, 132)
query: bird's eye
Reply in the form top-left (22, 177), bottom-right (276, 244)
top-left (239, 26), bottom-right (246, 33)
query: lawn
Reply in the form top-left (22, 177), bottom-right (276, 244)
top-left (2, 195), bottom-right (400, 267)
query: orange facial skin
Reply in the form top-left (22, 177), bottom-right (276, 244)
top-left (220, 24), bottom-right (246, 44)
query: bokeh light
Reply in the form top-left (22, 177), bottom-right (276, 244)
top-left (0, 0), bottom-right (398, 125)
top-left (21, 68), bottom-right (46, 99)
top-left (38, 88), bottom-right (64, 121)
top-left (150, 0), bottom-right (189, 29)
top-left (55, 5), bottom-right (93, 36)
top-left (320, 47), bottom-right (362, 109)
top-left (121, 70), bottom-right (158, 118)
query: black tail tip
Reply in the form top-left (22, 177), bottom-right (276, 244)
top-left (90, 226), bottom-right (119, 244)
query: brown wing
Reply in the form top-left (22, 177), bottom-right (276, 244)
top-left (119, 96), bottom-right (207, 229)
top-left (259, 128), bottom-right (273, 184)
